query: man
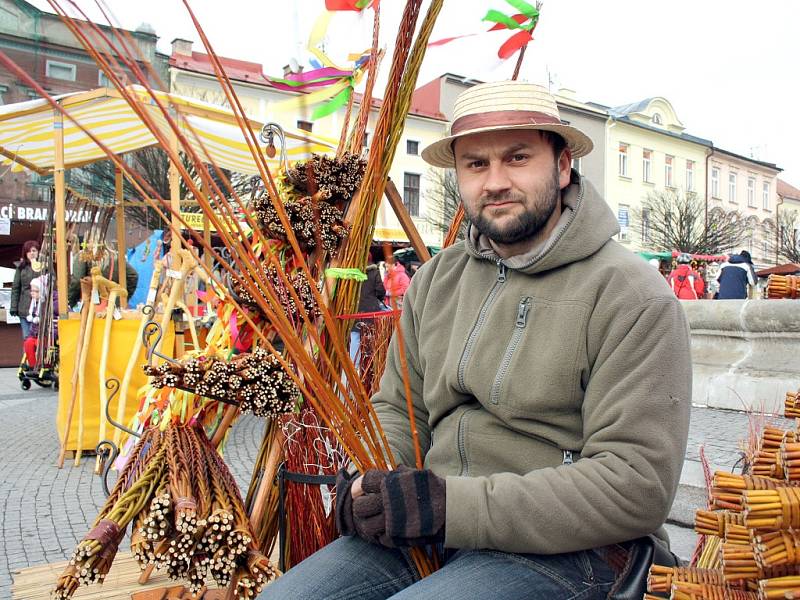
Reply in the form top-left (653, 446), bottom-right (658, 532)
top-left (716, 250), bottom-right (756, 299)
top-left (667, 253), bottom-right (705, 299)
top-left (260, 81), bottom-right (691, 598)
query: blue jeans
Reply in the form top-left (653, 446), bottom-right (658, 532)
top-left (258, 536), bottom-right (616, 599)
top-left (19, 318), bottom-right (31, 341)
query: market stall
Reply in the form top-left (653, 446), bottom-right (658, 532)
top-left (0, 86), bottom-right (335, 458)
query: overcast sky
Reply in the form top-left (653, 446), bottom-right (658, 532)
top-left (34, 0), bottom-right (800, 186)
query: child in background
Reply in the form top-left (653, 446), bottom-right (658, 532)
top-left (22, 276), bottom-right (58, 370)
top-left (22, 278), bottom-right (41, 368)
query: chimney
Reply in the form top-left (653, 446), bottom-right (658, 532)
top-left (171, 38), bottom-right (193, 57)
top-left (282, 63), bottom-right (304, 77)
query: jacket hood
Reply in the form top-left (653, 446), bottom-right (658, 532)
top-left (465, 171), bottom-right (620, 275)
top-left (728, 255), bottom-right (747, 264)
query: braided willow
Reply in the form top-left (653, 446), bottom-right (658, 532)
top-left (54, 425), bottom-right (275, 599)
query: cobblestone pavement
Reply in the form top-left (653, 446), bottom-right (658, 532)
top-left (0, 365), bottom-right (790, 599)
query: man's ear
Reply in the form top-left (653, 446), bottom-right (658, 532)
top-left (558, 148), bottom-right (572, 190)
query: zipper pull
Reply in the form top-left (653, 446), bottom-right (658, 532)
top-left (515, 298), bottom-right (531, 328)
top-left (497, 261), bottom-right (507, 283)
top-left (562, 450), bottom-right (574, 465)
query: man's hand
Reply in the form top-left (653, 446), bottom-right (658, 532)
top-left (350, 466), bottom-right (446, 548)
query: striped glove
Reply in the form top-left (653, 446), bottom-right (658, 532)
top-left (352, 466), bottom-right (446, 548)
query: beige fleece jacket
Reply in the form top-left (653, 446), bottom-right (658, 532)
top-left (371, 172), bottom-right (692, 554)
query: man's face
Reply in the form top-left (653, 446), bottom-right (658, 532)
top-left (454, 129), bottom-right (571, 246)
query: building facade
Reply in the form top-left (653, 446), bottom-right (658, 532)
top-left (0, 0), bottom-right (166, 265)
top-left (707, 149), bottom-right (781, 265)
top-left (168, 39), bottom-right (448, 247)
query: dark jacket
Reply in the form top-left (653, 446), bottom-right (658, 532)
top-left (357, 264), bottom-right (386, 316)
top-left (716, 255), bottom-right (754, 299)
top-left (11, 261), bottom-right (37, 316)
top-left (68, 258), bottom-right (139, 307)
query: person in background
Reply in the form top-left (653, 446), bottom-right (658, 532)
top-left (11, 240), bottom-right (40, 340)
top-left (22, 276), bottom-right (59, 370)
top-left (667, 253), bottom-right (705, 300)
top-left (716, 252), bottom-right (756, 299)
top-left (350, 251), bottom-right (387, 364)
top-left (383, 259), bottom-right (411, 308)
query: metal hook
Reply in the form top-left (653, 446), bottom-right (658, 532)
top-left (104, 377), bottom-right (141, 439)
top-left (95, 439), bottom-right (120, 497)
top-left (142, 304), bottom-right (179, 366)
top-left (259, 122), bottom-right (288, 174)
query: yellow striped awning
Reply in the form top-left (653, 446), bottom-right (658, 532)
top-left (0, 86), bottom-right (336, 175)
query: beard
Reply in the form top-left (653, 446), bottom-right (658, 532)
top-left (465, 165), bottom-right (561, 245)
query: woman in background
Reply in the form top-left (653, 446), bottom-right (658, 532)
top-left (11, 240), bottom-right (40, 340)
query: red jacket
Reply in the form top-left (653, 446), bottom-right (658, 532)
top-left (667, 265), bottom-right (704, 299)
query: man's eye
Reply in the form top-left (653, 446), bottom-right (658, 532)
top-left (510, 154), bottom-right (528, 162)
top-left (468, 160), bottom-right (486, 169)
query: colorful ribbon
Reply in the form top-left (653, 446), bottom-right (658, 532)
top-left (325, 267), bottom-right (367, 281)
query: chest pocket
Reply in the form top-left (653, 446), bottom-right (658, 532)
top-left (490, 296), bottom-right (587, 415)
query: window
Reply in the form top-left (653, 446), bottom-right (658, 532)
top-left (362, 132), bottom-right (370, 148)
top-left (296, 120), bottom-right (313, 132)
top-left (747, 176), bottom-right (756, 207)
top-left (571, 157), bottom-right (582, 175)
top-left (46, 60), bottom-right (76, 81)
top-left (763, 239), bottom-right (769, 257)
top-left (406, 140), bottom-right (419, 155)
top-left (403, 172), bottom-right (420, 217)
top-left (617, 204), bottom-right (630, 242)
top-left (618, 143), bottom-right (629, 177)
top-left (664, 155), bottom-right (674, 187)
top-left (98, 70), bottom-right (112, 86)
top-left (711, 167), bottom-right (720, 198)
top-left (652, 113), bottom-right (662, 125)
top-left (642, 150), bottom-right (652, 183)
top-left (763, 182), bottom-right (771, 210)
top-left (686, 160), bottom-right (695, 192)
top-left (728, 173), bottom-right (737, 203)
top-left (641, 208), bottom-right (651, 243)
top-left (0, 84), bottom-right (6, 105)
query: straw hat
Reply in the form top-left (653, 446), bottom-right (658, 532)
top-left (421, 81), bottom-right (593, 168)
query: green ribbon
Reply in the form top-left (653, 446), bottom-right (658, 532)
top-left (483, 0), bottom-right (539, 32)
top-left (312, 85), bottom-right (352, 120)
top-left (325, 267), bottom-right (367, 281)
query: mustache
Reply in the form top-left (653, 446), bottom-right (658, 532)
top-left (480, 191), bottom-right (525, 206)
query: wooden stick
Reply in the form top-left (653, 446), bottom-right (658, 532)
top-left (114, 262), bottom-right (163, 448)
top-left (57, 278), bottom-right (91, 468)
top-left (248, 427), bottom-right (283, 534)
top-left (75, 271), bottom-right (100, 466)
top-left (95, 286), bottom-right (122, 474)
top-left (155, 249), bottom-right (195, 359)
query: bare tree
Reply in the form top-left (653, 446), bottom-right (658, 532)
top-left (765, 208), bottom-right (800, 263)
top-left (632, 189), bottom-right (748, 255)
top-left (424, 167), bottom-right (466, 242)
top-left (68, 147), bottom-right (254, 229)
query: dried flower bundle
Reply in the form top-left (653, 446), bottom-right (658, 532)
top-left (143, 349), bottom-right (301, 418)
top-left (231, 264), bottom-right (320, 321)
top-left (285, 152), bottom-right (366, 206)
top-left (253, 192), bottom-right (349, 256)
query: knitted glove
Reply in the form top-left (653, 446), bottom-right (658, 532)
top-left (353, 466), bottom-right (446, 548)
top-left (334, 468), bottom-right (357, 537)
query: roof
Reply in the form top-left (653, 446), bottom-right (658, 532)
top-left (169, 51), bottom-right (273, 87)
top-left (777, 179), bottom-right (800, 200)
top-left (755, 263), bottom-right (800, 277)
top-left (608, 98), bottom-right (657, 117)
top-left (712, 147), bottom-right (781, 172)
top-left (0, 86), bottom-right (335, 175)
top-left (613, 114), bottom-right (713, 147)
top-left (171, 51), bottom-right (447, 122)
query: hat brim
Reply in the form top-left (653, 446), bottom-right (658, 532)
top-left (421, 123), bottom-right (593, 168)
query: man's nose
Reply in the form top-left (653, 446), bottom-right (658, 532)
top-left (482, 162), bottom-right (511, 194)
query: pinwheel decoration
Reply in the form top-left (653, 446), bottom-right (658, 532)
top-left (483, 0), bottom-right (541, 59)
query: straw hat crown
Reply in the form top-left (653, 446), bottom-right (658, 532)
top-left (421, 80), bottom-right (593, 168)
